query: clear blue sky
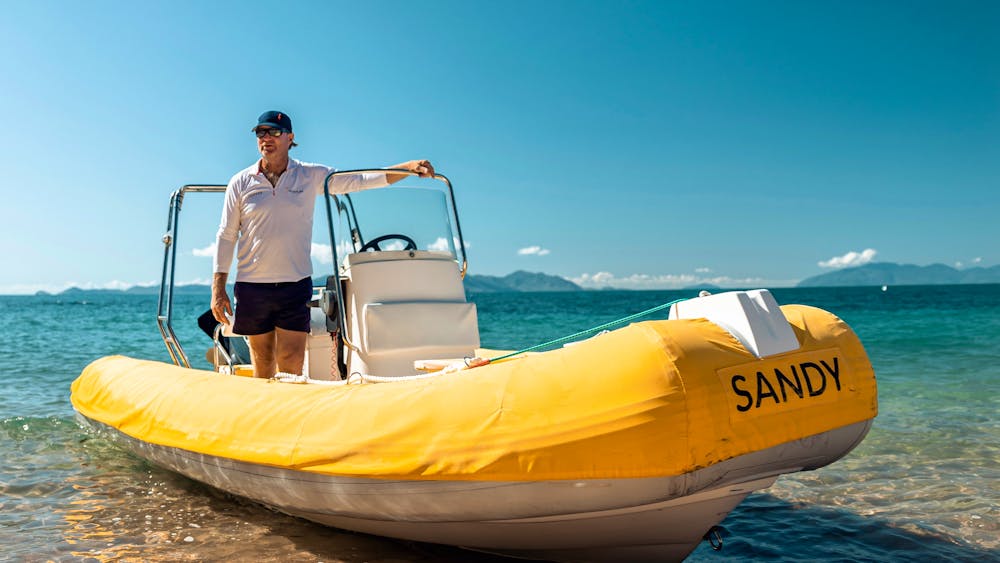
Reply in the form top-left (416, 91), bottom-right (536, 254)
top-left (2, 1), bottom-right (997, 294)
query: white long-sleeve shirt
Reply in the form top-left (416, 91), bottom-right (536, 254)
top-left (214, 159), bottom-right (387, 283)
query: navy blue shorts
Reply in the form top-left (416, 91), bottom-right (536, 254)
top-left (232, 277), bottom-right (312, 335)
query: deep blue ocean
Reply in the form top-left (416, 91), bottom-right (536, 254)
top-left (1, 285), bottom-right (998, 562)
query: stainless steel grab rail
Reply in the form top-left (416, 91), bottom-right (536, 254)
top-left (156, 184), bottom-right (226, 368)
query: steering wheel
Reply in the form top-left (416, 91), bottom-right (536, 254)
top-left (358, 234), bottom-right (418, 252)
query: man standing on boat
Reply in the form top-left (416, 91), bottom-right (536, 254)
top-left (211, 110), bottom-right (434, 379)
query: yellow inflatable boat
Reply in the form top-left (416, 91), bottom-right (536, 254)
top-left (71, 172), bottom-right (877, 562)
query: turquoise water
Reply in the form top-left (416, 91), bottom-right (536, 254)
top-left (1, 285), bottom-right (998, 561)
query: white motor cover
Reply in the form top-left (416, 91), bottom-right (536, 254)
top-left (668, 289), bottom-right (800, 358)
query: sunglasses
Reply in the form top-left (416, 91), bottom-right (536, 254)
top-left (254, 128), bottom-right (287, 138)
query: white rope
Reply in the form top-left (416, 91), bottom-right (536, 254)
top-left (356, 368), bottom-right (457, 383)
top-left (272, 372), bottom-right (352, 386)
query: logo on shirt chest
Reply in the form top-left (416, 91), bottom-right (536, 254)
top-left (245, 190), bottom-right (268, 202)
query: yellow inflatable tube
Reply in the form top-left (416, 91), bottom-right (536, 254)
top-left (71, 305), bottom-right (876, 481)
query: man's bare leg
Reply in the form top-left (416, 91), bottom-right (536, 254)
top-left (275, 327), bottom-right (308, 375)
top-left (248, 331), bottom-right (277, 379)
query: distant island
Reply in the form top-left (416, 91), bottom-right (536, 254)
top-left (43, 284), bottom-right (203, 296)
top-left (463, 270), bottom-right (582, 293)
top-left (797, 262), bottom-right (1000, 287)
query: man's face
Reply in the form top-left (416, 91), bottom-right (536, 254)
top-left (255, 127), bottom-right (294, 159)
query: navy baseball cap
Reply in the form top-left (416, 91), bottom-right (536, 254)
top-left (253, 110), bottom-right (293, 132)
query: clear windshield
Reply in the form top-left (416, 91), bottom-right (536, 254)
top-left (327, 186), bottom-right (458, 263)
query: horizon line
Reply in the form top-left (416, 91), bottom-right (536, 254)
top-left (2, 261), bottom-right (996, 296)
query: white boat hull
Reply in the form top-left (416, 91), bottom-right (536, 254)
top-left (79, 415), bottom-right (871, 561)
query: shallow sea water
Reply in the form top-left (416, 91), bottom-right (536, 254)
top-left (1, 285), bottom-right (998, 561)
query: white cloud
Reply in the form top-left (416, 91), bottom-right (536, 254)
top-left (695, 267), bottom-right (712, 273)
top-left (381, 240), bottom-right (407, 251)
top-left (957, 257), bottom-right (984, 269)
top-left (571, 272), bottom-right (696, 289)
top-left (570, 271), bottom-right (777, 290)
top-left (428, 237), bottom-right (470, 252)
top-left (818, 248), bottom-right (877, 269)
top-left (311, 243), bottom-right (334, 264)
top-left (338, 241), bottom-right (354, 258)
top-left (518, 245), bottom-right (550, 256)
top-left (192, 242), bottom-right (216, 257)
top-left (72, 280), bottom-right (144, 291)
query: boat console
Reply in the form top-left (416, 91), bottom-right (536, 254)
top-left (336, 250), bottom-right (478, 377)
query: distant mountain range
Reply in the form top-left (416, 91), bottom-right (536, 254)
top-left (797, 263), bottom-right (1000, 287)
top-left (49, 284), bottom-right (201, 296)
top-left (463, 270), bottom-right (582, 293)
top-left (35, 263), bottom-right (1000, 296)
top-left (40, 271), bottom-right (582, 296)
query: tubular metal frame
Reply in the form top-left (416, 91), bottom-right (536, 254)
top-left (157, 184), bottom-right (226, 367)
